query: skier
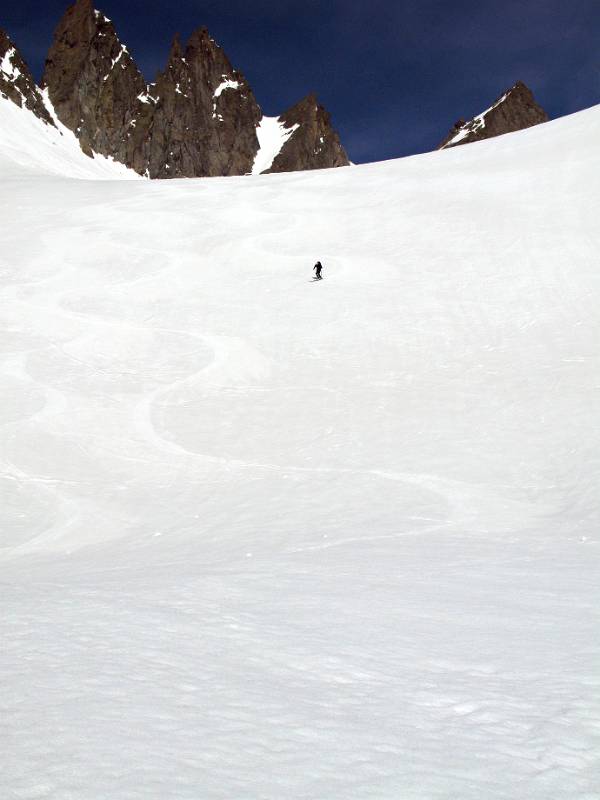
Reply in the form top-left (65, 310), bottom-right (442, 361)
top-left (313, 261), bottom-right (323, 280)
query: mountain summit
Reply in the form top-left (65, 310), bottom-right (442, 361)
top-left (129, 28), bottom-right (262, 179)
top-left (265, 94), bottom-right (349, 174)
top-left (24, 0), bottom-right (350, 177)
top-left (42, 0), bottom-right (146, 160)
top-left (438, 81), bottom-right (549, 149)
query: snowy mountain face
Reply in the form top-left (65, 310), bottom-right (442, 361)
top-left (1, 0), bottom-right (349, 177)
top-left (2, 84), bottom-right (600, 799)
top-left (439, 81), bottom-right (549, 149)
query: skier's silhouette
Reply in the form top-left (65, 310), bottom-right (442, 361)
top-left (313, 261), bottom-right (323, 280)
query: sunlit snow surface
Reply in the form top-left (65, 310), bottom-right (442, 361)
top-left (252, 115), bottom-right (299, 174)
top-left (0, 94), bottom-right (140, 179)
top-left (1, 98), bottom-right (600, 799)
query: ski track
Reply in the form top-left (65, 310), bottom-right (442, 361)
top-left (2, 106), bottom-right (600, 798)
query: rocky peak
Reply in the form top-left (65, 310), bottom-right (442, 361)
top-left (3, 1), bottom-right (350, 178)
top-left (0, 29), bottom-right (54, 125)
top-left (438, 81), bottom-right (548, 149)
top-left (42, 0), bottom-right (146, 158)
top-left (168, 33), bottom-right (184, 62)
top-left (139, 27), bottom-right (262, 178)
top-left (266, 93), bottom-right (349, 173)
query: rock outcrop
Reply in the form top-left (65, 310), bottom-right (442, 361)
top-left (131, 29), bottom-right (262, 178)
top-left (438, 81), bottom-right (548, 150)
top-left (0, 29), bottom-right (54, 126)
top-left (266, 94), bottom-right (349, 173)
top-left (3, 0), bottom-right (350, 177)
top-left (42, 0), bottom-right (146, 159)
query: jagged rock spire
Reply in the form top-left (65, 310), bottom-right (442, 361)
top-left (42, 0), bottom-right (146, 158)
top-left (168, 33), bottom-right (184, 62)
top-left (5, 0), bottom-right (350, 178)
top-left (266, 93), bottom-right (349, 173)
top-left (136, 27), bottom-right (262, 178)
top-left (438, 81), bottom-right (549, 149)
top-left (0, 28), bottom-right (54, 125)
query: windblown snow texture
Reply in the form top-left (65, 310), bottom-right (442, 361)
top-left (1, 93), bottom-right (599, 798)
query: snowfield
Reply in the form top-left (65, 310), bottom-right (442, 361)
top-left (0, 94), bottom-right (139, 179)
top-left (1, 95), bottom-right (600, 799)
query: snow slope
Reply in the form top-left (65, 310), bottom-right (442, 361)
top-left (1, 101), bottom-right (600, 799)
top-left (0, 93), bottom-right (140, 179)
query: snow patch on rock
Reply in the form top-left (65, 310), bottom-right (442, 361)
top-left (0, 47), bottom-right (20, 82)
top-left (137, 89), bottom-right (157, 105)
top-left (251, 116), bottom-right (300, 175)
top-left (94, 9), bottom-right (111, 23)
top-left (213, 77), bottom-right (241, 98)
top-left (444, 92), bottom-right (511, 147)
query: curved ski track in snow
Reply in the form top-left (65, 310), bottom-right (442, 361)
top-left (1, 104), bottom-right (600, 799)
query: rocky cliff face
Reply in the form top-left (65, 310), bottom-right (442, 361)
top-left (42, 0), bottom-right (147, 159)
top-left (439, 81), bottom-right (548, 150)
top-left (4, 0), bottom-right (349, 177)
top-left (132, 29), bottom-right (262, 179)
top-left (266, 94), bottom-right (349, 173)
top-left (0, 29), bottom-right (54, 126)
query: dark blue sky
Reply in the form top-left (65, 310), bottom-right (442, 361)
top-left (1, 0), bottom-right (599, 162)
